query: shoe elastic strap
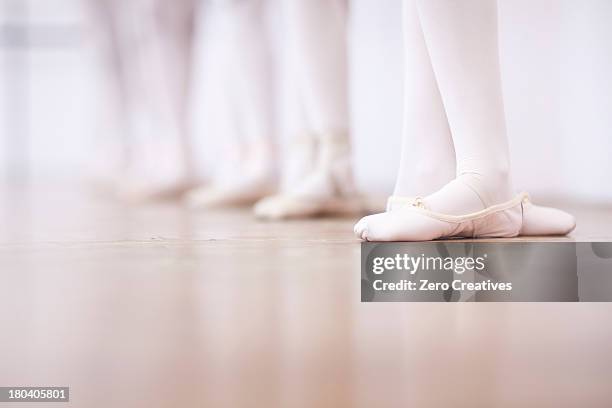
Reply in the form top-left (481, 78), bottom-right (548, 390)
top-left (387, 192), bottom-right (530, 223)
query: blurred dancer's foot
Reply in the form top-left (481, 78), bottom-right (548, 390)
top-left (186, 143), bottom-right (276, 208)
top-left (255, 132), bottom-right (366, 219)
top-left (116, 135), bottom-right (195, 203)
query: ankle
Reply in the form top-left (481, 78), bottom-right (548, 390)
top-left (317, 131), bottom-right (351, 163)
top-left (394, 162), bottom-right (453, 197)
top-left (483, 163), bottom-right (511, 187)
top-left (456, 168), bottom-right (513, 206)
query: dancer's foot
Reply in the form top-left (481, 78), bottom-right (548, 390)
top-left (112, 122), bottom-right (195, 203)
top-left (187, 141), bottom-right (276, 208)
top-left (115, 156), bottom-right (194, 203)
top-left (186, 175), bottom-right (275, 208)
top-left (519, 200), bottom-right (576, 236)
top-left (355, 192), bottom-right (575, 242)
top-left (354, 193), bottom-right (525, 241)
top-left (255, 192), bottom-right (366, 219)
top-left (117, 174), bottom-right (195, 203)
top-left (255, 132), bottom-right (366, 219)
top-left (382, 193), bottom-right (576, 238)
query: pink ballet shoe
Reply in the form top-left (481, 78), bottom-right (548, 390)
top-left (255, 192), bottom-right (366, 220)
top-left (185, 177), bottom-right (276, 209)
top-left (519, 199), bottom-right (576, 236)
top-left (356, 193), bottom-right (575, 242)
top-left (385, 193), bottom-right (576, 237)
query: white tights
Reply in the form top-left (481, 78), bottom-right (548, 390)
top-left (282, 0), bottom-right (349, 138)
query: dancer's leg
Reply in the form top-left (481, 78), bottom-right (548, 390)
top-left (355, 0), bottom-right (574, 241)
top-left (254, 0), bottom-right (362, 219)
top-left (153, 0), bottom-right (197, 173)
top-left (85, 0), bottom-right (131, 189)
top-left (278, 2), bottom-right (316, 194)
top-left (416, 0), bottom-right (513, 214)
top-left (115, 0), bottom-right (197, 202)
top-left (284, 0), bottom-right (349, 136)
top-left (187, 0), bottom-right (277, 208)
top-left (231, 0), bottom-right (275, 168)
top-left (353, 0), bottom-right (456, 236)
top-left (392, 0), bottom-right (456, 199)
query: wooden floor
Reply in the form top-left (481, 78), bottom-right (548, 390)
top-left (1, 185), bottom-right (612, 407)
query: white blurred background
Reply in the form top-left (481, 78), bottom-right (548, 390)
top-left (1, 0), bottom-right (611, 202)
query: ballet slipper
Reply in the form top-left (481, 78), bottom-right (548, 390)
top-left (185, 178), bottom-right (276, 209)
top-left (385, 193), bottom-right (576, 237)
top-left (355, 193), bottom-right (530, 241)
top-left (518, 200), bottom-right (576, 236)
top-left (116, 177), bottom-right (196, 203)
top-left (254, 192), bottom-right (366, 219)
top-left (256, 131), bottom-right (365, 219)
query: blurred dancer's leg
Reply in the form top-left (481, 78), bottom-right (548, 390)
top-left (85, 0), bottom-right (131, 190)
top-left (116, 0), bottom-right (198, 201)
top-left (187, 0), bottom-right (277, 208)
top-left (283, 0), bottom-right (349, 136)
top-left (88, 0), bottom-right (198, 202)
top-left (255, 0), bottom-right (364, 219)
